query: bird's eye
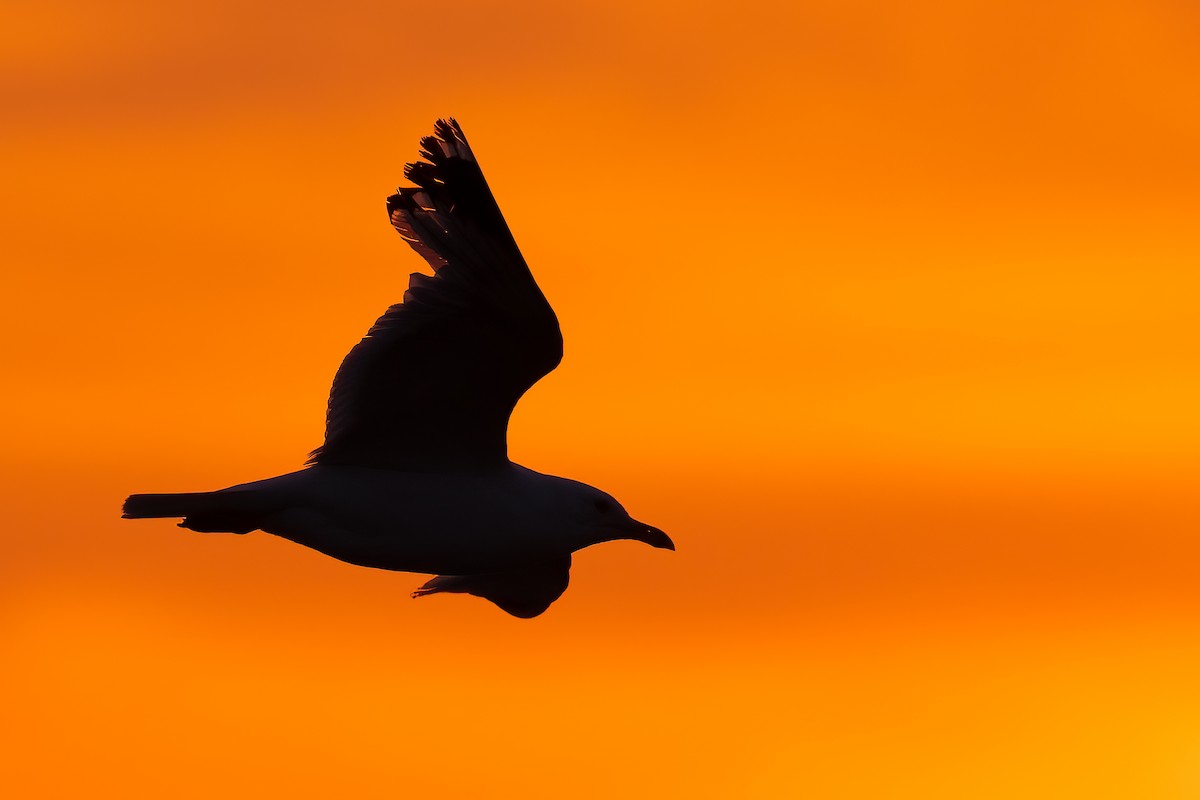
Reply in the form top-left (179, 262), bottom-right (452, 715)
top-left (594, 499), bottom-right (612, 513)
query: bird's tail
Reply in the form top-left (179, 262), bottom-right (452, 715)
top-left (122, 491), bottom-right (265, 534)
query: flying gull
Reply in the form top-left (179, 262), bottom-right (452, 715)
top-left (122, 118), bottom-right (674, 618)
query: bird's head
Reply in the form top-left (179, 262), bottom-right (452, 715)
top-left (562, 481), bottom-right (675, 553)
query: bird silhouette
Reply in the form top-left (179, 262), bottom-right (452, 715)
top-left (122, 118), bottom-right (673, 618)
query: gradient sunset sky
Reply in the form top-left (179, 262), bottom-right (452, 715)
top-left (5, 1), bottom-right (1200, 797)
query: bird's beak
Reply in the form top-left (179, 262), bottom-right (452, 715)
top-left (627, 519), bottom-right (675, 551)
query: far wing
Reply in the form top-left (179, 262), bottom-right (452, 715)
top-left (310, 119), bottom-right (562, 470)
top-left (411, 556), bottom-right (572, 618)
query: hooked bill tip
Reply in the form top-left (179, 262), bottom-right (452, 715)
top-left (644, 525), bottom-right (675, 551)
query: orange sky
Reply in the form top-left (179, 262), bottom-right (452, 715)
top-left (4, 1), bottom-right (1200, 797)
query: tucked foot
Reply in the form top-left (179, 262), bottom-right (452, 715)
top-left (179, 515), bottom-right (255, 534)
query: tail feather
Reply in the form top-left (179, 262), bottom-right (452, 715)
top-left (122, 491), bottom-right (263, 534)
top-left (122, 492), bottom-right (221, 519)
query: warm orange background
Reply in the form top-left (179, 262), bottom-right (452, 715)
top-left (4, 1), bottom-right (1200, 797)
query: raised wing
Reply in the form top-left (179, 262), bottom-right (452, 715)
top-left (309, 118), bottom-right (562, 470)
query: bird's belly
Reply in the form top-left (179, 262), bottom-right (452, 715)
top-left (266, 467), bottom-right (549, 574)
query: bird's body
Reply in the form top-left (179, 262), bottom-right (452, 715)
top-left (123, 118), bottom-right (672, 617)
top-left (130, 464), bottom-right (623, 575)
